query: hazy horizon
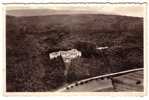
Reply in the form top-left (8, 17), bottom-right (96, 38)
top-left (6, 4), bottom-right (145, 17)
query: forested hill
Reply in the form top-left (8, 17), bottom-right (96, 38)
top-left (7, 14), bottom-right (143, 49)
top-left (6, 14), bottom-right (143, 92)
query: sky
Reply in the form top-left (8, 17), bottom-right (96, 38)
top-left (6, 4), bottom-right (146, 17)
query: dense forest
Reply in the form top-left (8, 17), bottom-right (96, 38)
top-left (6, 14), bottom-right (143, 91)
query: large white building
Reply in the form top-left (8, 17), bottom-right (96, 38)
top-left (49, 49), bottom-right (82, 63)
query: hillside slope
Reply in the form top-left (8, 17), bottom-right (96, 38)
top-left (6, 14), bottom-right (143, 91)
